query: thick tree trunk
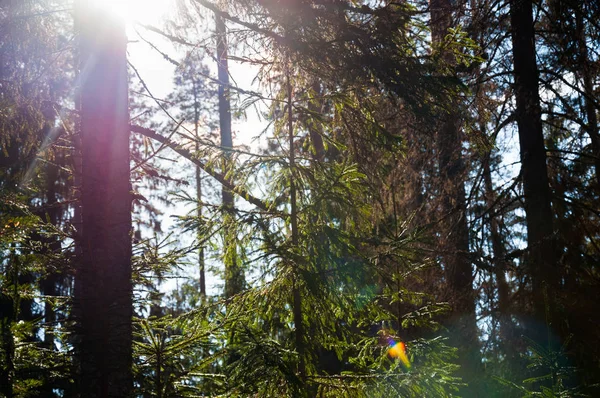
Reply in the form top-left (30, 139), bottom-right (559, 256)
top-left (215, 12), bottom-right (242, 298)
top-left (429, 0), bottom-right (482, 394)
top-left (509, 0), bottom-right (558, 346)
top-left (75, 4), bottom-right (133, 397)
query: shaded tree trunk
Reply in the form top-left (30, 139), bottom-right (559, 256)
top-left (509, 0), bottom-right (558, 347)
top-left (41, 149), bottom-right (62, 350)
top-left (430, 0), bottom-right (482, 394)
top-left (0, 290), bottom-right (15, 398)
top-left (75, 4), bottom-right (133, 396)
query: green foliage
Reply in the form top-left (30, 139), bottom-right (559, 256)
top-left (494, 339), bottom-right (594, 397)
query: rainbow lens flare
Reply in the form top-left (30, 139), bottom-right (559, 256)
top-left (386, 337), bottom-right (411, 368)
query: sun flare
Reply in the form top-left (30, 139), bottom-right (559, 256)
top-left (88, 0), bottom-right (170, 26)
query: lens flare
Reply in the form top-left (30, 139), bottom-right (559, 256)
top-left (388, 340), bottom-right (411, 368)
top-left (380, 330), bottom-right (411, 368)
top-left (87, 0), bottom-right (170, 26)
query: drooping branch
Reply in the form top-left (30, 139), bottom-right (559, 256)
top-left (130, 124), bottom-right (273, 213)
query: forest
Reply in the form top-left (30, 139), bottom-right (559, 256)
top-left (1, 0), bottom-right (599, 396)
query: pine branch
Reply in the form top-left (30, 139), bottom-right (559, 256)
top-left (130, 124), bottom-right (273, 213)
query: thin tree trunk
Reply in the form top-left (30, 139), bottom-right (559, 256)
top-left (483, 154), bottom-right (515, 360)
top-left (192, 78), bottom-right (206, 298)
top-left (287, 64), bottom-right (306, 383)
top-left (41, 149), bottom-right (62, 350)
top-left (215, 11), bottom-right (242, 299)
top-left (75, 4), bottom-right (133, 396)
top-left (307, 81), bottom-right (325, 162)
top-left (509, 0), bottom-right (558, 347)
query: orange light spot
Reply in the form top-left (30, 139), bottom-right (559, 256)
top-left (388, 341), bottom-right (411, 368)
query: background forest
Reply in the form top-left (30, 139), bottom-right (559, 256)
top-left (1, 0), bottom-right (599, 396)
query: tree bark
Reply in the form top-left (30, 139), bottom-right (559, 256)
top-left (215, 11), bottom-right (243, 299)
top-left (509, 0), bottom-right (558, 347)
top-left (75, 4), bottom-right (133, 396)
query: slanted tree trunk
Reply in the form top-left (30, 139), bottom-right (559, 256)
top-left (509, 0), bottom-right (558, 347)
top-left (75, 4), bottom-right (133, 396)
top-left (215, 11), bottom-right (242, 299)
top-left (429, 0), bottom-right (482, 394)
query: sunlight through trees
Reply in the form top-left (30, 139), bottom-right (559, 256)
top-left (1, 0), bottom-right (599, 396)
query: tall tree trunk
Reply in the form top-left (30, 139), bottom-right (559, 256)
top-left (429, 0), bottom-right (482, 394)
top-left (215, 11), bottom-right (242, 299)
top-left (34, 148), bottom-right (64, 396)
top-left (41, 149), bottom-right (62, 350)
top-left (75, 4), bottom-right (133, 396)
top-left (287, 64), bottom-right (306, 384)
top-left (483, 152), bottom-right (516, 363)
top-left (509, 0), bottom-right (558, 347)
top-left (192, 78), bottom-right (206, 298)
